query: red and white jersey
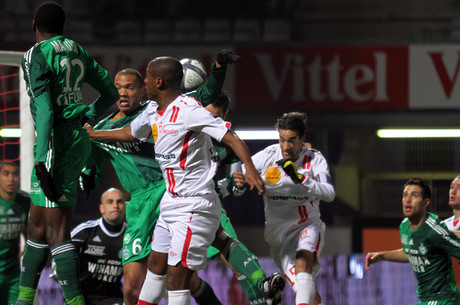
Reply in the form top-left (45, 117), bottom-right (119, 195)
top-left (444, 215), bottom-right (460, 231)
top-left (130, 95), bottom-right (230, 197)
top-left (250, 143), bottom-right (335, 245)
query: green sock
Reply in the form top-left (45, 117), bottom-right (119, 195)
top-left (51, 241), bottom-right (85, 305)
top-left (17, 238), bottom-right (50, 304)
top-left (192, 279), bottom-right (222, 305)
top-left (236, 274), bottom-right (267, 305)
top-left (223, 238), bottom-right (266, 289)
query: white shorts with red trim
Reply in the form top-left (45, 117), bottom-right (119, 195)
top-left (151, 192), bottom-right (221, 271)
top-left (268, 221), bottom-right (325, 292)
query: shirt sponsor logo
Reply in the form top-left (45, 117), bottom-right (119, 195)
top-left (84, 245), bottom-right (105, 256)
top-left (162, 129), bottom-right (179, 135)
top-left (155, 153), bottom-right (176, 160)
top-left (264, 167), bottom-right (281, 184)
top-left (267, 195), bottom-right (310, 201)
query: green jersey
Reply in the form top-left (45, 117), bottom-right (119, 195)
top-left (0, 192), bottom-right (29, 277)
top-left (86, 63), bottom-right (227, 193)
top-left (400, 213), bottom-right (460, 303)
top-left (22, 35), bottom-right (118, 163)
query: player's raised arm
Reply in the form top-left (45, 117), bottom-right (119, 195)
top-left (84, 123), bottom-right (138, 143)
top-left (221, 131), bottom-right (265, 195)
top-left (365, 248), bottom-right (408, 271)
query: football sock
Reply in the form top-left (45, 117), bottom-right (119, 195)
top-left (191, 279), bottom-right (222, 305)
top-left (236, 274), bottom-right (267, 305)
top-left (221, 237), bottom-right (266, 289)
top-left (51, 241), bottom-right (85, 304)
top-left (296, 272), bottom-right (315, 305)
top-left (138, 269), bottom-right (165, 305)
top-left (169, 289), bottom-right (191, 305)
top-left (16, 238), bottom-right (49, 304)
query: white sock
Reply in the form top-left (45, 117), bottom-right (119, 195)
top-left (295, 272), bottom-right (315, 305)
top-left (168, 289), bottom-right (191, 305)
top-left (137, 270), bottom-right (166, 305)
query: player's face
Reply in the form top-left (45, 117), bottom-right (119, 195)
top-left (0, 164), bottom-right (19, 197)
top-left (205, 104), bottom-right (228, 120)
top-left (115, 74), bottom-right (144, 115)
top-left (279, 129), bottom-right (305, 160)
top-left (449, 177), bottom-right (460, 208)
top-left (402, 184), bottom-right (429, 219)
top-left (99, 189), bottom-right (126, 226)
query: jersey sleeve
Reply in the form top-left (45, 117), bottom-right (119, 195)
top-left (79, 46), bottom-right (119, 120)
top-left (302, 151), bottom-right (336, 202)
top-left (186, 63), bottom-right (227, 106)
top-left (184, 105), bottom-right (230, 142)
top-left (71, 224), bottom-right (88, 255)
top-left (22, 50), bottom-right (55, 163)
top-left (430, 222), bottom-right (460, 259)
top-left (130, 102), bottom-right (156, 141)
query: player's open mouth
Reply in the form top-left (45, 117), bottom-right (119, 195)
top-left (119, 101), bottom-right (129, 106)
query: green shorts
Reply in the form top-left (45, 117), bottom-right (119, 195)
top-left (207, 208), bottom-right (237, 258)
top-left (30, 123), bottom-right (91, 208)
top-left (122, 180), bottom-right (165, 265)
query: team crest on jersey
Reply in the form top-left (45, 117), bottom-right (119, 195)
top-left (264, 167), bottom-right (281, 184)
top-left (418, 243), bottom-right (427, 255)
top-left (123, 246), bottom-right (130, 260)
top-left (152, 124), bottom-right (159, 143)
top-left (123, 233), bottom-right (131, 244)
top-left (300, 229), bottom-right (308, 239)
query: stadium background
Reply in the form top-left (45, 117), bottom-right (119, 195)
top-left (2, 0), bottom-right (460, 303)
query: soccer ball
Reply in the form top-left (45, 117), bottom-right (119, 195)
top-left (180, 58), bottom-right (208, 93)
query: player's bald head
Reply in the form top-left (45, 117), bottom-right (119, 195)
top-left (147, 57), bottom-right (183, 91)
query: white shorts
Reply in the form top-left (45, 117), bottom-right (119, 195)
top-left (151, 191), bottom-right (221, 271)
top-left (269, 221), bottom-right (325, 292)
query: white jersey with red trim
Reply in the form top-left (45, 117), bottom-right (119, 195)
top-left (130, 95), bottom-right (230, 198)
top-left (443, 215), bottom-right (460, 231)
top-left (251, 143), bottom-right (335, 246)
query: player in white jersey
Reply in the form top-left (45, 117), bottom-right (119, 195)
top-left (245, 112), bottom-right (335, 305)
top-left (444, 175), bottom-right (460, 231)
top-left (84, 56), bottom-right (265, 305)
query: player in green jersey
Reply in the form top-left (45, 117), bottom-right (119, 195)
top-left (365, 178), bottom-right (460, 305)
top-left (0, 162), bottom-right (30, 305)
top-left (82, 51), bottom-right (237, 305)
top-left (18, 2), bottom-right (119, 305)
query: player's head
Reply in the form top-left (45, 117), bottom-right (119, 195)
top-left (205, 91), bottom-right (230, 120)
top-left (449, 175), bottom-right (460, 209)
top-left (0, 162), bottom-right (20, 197)
top-left (99, 188), bottom-right (126, 226)
top-left (33, 1), bottom-right (65, 35)
top-left (402, 178), bottom-right (431, 219)
top-left (115, 68), bottom-right (145, 115)
top-left (145, 57), bottom-right (183, 99)
top-left (275, 112), bottom-right (308, 160)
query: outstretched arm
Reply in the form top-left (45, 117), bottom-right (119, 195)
top-left (365, 248), bottom-right (408, 271)
top-left (84, 124), bottom-right (138, 143)
top-left (221, 131), bottom-right (264, 195)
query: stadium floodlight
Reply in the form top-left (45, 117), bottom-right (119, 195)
top-left (377, 129), bottom-right (460, 138)
top-left (0, 128), bottom-right (22, 138)
top-left (234, 130), bottom-right (279, 140)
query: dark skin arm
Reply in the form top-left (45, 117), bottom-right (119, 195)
top-left (221, 131), bottom-right (265, 195)
top-left (84, 124), bottom-right (138, 142)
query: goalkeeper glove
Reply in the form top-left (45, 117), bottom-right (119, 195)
top-left (35, 162), bottom-right (59, 202)
top-left (226, 176), bottom-right (248, 197)
top-left (276, 158), bottom-right (304, 184)
top-left (216, 49), bottom-right (241, 65)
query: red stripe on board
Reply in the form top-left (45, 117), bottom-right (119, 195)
top-left (179, 131), bottom-right (194, 170)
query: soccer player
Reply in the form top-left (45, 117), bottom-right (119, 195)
top-left (85, 56), bottom-right (264, 305)
top-left (365, 178), bottom-right (460, 304)
top-left (0, 162), bottom-right (30, 305)
top-left (71, 188), bottom-right (126, 305)
top-left (18, 2), bottom-right (119, 305)
top-left (443, 175), bottom-right (460, 231)
top-left (189, 92), bottom-right (285, 305)
top-left (82, 50), bottom-right (238, 305)
top-left (244, 112), bottom-right (335, 305)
